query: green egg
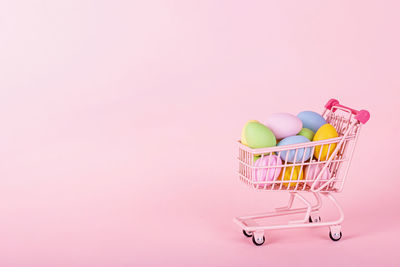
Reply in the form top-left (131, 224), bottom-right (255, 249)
top-left (297, 128), bottom-right (315, 141)
top-left (241, 121), bottom-right (276, 149)
top-left (253, 155), bottom-right (261, 162)
top-left (241, 120), bottom-right (259, 146)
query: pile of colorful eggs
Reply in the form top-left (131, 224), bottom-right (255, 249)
top-left (241, 111), bottom-right (339, 188)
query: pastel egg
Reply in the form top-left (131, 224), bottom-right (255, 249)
top-left (254, 155), bottom-right (282, 184)
top-left (278, 166), bottom-right (304, 187)
top-left (253, 155), bottom-right (261, 162)
top-left (313, 124), bottom-right (339, 161)
top-left (241, 120), bottom-right (259, 146)
top-left (264, 113), bottom-right (302, 140)
top-left (305, 164), bottom-right (331, 187)
top-left (297, 111), bottom-right (327, 133)
top-left (241, 120), bottom-right (276, 149)
top-left (298, 128), bottom-right (315, 141)
top-left (277, 135), bottom-right (312, 163)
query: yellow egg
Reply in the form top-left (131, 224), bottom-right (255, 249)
top-left (312, 124), bottom-right (339, 161)
top-left (277, 166), bottom-right (304, 187)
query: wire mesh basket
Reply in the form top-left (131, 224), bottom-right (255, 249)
top-left (238, 103), bottom-right (363, 192)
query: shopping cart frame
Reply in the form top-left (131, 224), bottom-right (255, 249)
top-left (233, 99), bottom-right (370, 246)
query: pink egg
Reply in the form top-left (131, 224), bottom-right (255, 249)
top-left (254, 155), bottom-right (282, 184)
top-left (264, 113), bottom-right (302, 140)
top-left (304, 164), bottom-right (331, 188)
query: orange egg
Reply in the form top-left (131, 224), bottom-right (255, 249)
top-left (313, 124), bottom-right (339, 161)
top-left (277, 166), bottom-right (304, 187)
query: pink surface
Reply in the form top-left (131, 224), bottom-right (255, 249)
top-left (1, 0), bottom-right (400, 266)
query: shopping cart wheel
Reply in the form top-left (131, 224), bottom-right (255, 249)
top-left (309, 215), bottom-right (321, 223)
top-left (242, 230), bottom-right (253, 238)
top-left (329, 231), bottom-right (342, 241)
top-left (252, 234), bottom-right (265, 246)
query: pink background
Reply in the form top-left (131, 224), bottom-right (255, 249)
top-left (1, 1), bottom-right (400, 266)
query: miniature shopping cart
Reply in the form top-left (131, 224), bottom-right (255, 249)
top-left (234, 99), bottom-right (370, 246)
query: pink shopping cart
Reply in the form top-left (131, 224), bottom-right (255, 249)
top-left (234, 99), bottom-right (370, 246)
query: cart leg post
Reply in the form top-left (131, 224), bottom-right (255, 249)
top-left (312, 192), bottom-right (322, 211)
top-left (309, 192), bottom-right (322, 222)
top-left (289, 193), bottom-right (312, 224)
top-left (323, 192), bottom-right (344, 224)
top-left (275, 192), bottom-right (295, 212)
top-left (324, 192), bottom-right (344, 241)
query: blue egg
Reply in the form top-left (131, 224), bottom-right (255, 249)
top-left (277, 135), bottom-right (312, 163)
top-left (297, 111), bottom-right (327, 133)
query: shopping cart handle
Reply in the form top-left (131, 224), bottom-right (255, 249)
top-left (354, 110), bottom-right (370, 124)
top-left (325, 98), bottom-right (370, 124)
